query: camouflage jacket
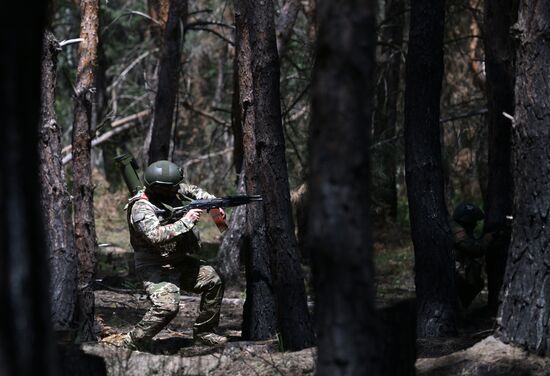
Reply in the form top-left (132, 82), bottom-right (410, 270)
top-left (127, 183), bottom-right (216, 270)
top-left (450, 220), bottom-right (491, 263)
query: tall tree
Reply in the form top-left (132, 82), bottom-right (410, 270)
top-left (498, 0), bottom-right (550, 355)
top-left (145, 0), bottom-right (188, 165)
top-left (482, 0), bottom-right (518, 313)
top-left (372, 0), bottom-right (405, 223)
top-left (216, 30), bottom-right (247, 286)
top-left (97, 37), bottom-right (122, 192)
top-left (247, 0), bottom-right (314, 351)
top-left (72, 0), bottom-right (100, 341)
top-left (306, 0), bottom-right (380, 373)
top-left (404, 0), bottom-right (457, 337)
top-left (40, 31), bottom-right (79, 336)
top-left (0, 3), bottom-right (58, 374)
top-left (235, 0), bottom-right (278, 341)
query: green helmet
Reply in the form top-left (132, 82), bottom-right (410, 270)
top-left (143, 160), bottom-right (184, 188)
top-left (452, 202), bottom-right (484, 225)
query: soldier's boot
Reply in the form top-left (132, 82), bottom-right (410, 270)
top-left (122, 333), bottom-right (152, 352)
top-left (194, 330), bottom-right (228, 346)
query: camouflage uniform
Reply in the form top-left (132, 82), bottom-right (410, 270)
top-left (451, 220), bottom-right (492, 308)
top-left (125, 183), bottom-right (224, 347)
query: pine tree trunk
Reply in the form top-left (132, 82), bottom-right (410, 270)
top-left (235, 0), bottom-right (278, 341)
top-left (217, 175), bottom-right (246, 285)
top-left (146, 0), bottom-right (187, 165)
top-left (72, 0), bottom-right (99, 342)
top-left (40, 30), bottom-right (79, 335)
top-left (246, 0), bottom-right (314, 351)
top-left (97, 38), bottom-right (122, 192)
top-left (372, 0), bottom-right (404, 223)
top-left (482, 0), bottom-right (518, 313)
top-left (0, 5), bottom-right (58, 374)
top-left (404, 0), bottom-right (457, 337)
top-left (307, 0), bottom-right (381, 373)
top-left (498, 0), bottom-right (550, 355)
top-left (231, 29), bottom-right (244, 176)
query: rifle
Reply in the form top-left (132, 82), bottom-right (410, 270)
top-left (160, 195), bottom-right (263, 226)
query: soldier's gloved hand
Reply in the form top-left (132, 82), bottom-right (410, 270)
top-left (184, 209), bottom-right (203, 223)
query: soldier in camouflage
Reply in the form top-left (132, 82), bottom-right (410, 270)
top-left (122, 160), bottom-right (228, 350)
top-left (451, 202), bottom-right (494, 309)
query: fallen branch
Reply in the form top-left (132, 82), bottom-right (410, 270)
top-left (62, 110), bottom-right (150, 164)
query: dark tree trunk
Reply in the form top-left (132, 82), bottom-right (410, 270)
top-left (235, 0), bottom-right (278, 341)
top-left (0, 4), bottom-right (58, 375)
top-left (217, 33), bottom-right (247, 284)
top-left (404, 0), bottom-right (457, 337)
top-left (482, 0), bottom-right (518, 314)
top-left (498, 0), bottom-right (550, 355)
top-left (40, 31), bottom-right (79, 335)
top-left (146, 0), bottom-right (187, 165)
top-left (231, 28), bottom-right (244, 176)
top-left (372, 0), bottom-right (405, 223)
top-left (217, 174), bottom-right (246, 285)
top-left (72, 0), bottom-right (99, 342)
top-left (306, 0), bottom-right (381, 373)
top-left (97, 38), bottom-right (122, 192)
top-left (246, 0), bottom-right (314, 351)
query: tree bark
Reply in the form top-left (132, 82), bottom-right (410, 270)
top-left (482, 0), bottom-right (518, 314)
top-left (231, 46), bottom-right (244, 176)
top-left (40, 31), bottom-right (79, 335)
top-left (307, 0), bottom-right (381, 373)
top-left (217, 174), bottom-right (247, 286)
top-left (235, 0), bottom-right (278, 341)
top-left (146, 0), bottom-right (187, 165)
top-left (404, 0), bottom-right (457, 337)
top-left (246, 0), bottom-right (315, 351)
top-left (97, 37), bottom-right (122, 192)
top-left (72, 0), bottom-right (99, 342)
top-left (0, 4), bottom-right (58, 374)
top-left (372, 0), bottom-right (404, 223)
top-left (498, 0), bottom-right (550, 355)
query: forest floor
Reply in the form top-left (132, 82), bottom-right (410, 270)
top-left (83, 173), bottom-right (550, 375)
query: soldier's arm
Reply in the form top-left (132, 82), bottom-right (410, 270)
top-left (180, 183), bottom-right (216, 200)
top-left (131, 200), bottom-right (195, 245)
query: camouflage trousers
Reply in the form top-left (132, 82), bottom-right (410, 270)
top-left (128, 256), bottom-right (224, 344)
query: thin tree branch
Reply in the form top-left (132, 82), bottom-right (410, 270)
top-left (182, 101), bottom-right (230, 128)
top-left (108, 49), bottom-right (157, 91)
top-left (186, 20), bottom-right (235, 30)
top-left (102, 10), bottom-right (161, 35)
top-left (182, 148), bottom-right (233, 169)
top-left (186, 26), bottom-right (234, 45)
